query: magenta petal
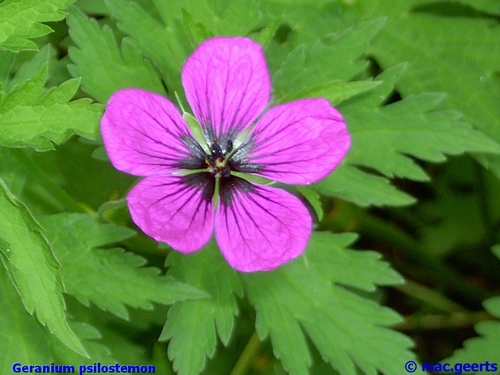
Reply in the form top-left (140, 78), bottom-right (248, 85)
top-left (215, 181), bottom-right (311, 272)
top-left (182, 37), bottom-right (270, 140)
top-left (127, 174), bottom-right (215, 253)
top-left (101, 88), bottom-right (197, 177)
top-left (248, 99), bottom-right (350, 184)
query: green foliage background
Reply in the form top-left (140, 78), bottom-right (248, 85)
top-left (1, 0), bottom-right (500, 374)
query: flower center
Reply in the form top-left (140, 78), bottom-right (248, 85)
top-left (205, 140), bottom-right (233, 178)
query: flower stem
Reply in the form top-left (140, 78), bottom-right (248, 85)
top-left (231, 331), bottom-right (261, 375)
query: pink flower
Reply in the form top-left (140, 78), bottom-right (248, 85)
top-left (101, 37), bottom-right (350, 272)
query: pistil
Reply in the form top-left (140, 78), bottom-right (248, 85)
top-left (205, 140), bottom-right (233, 178)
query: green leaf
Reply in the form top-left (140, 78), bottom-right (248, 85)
top-left (273, 19), bottom-right (385, 102)
top-left (1, 45), bottom-right (50, 110)
top-left (0, 269), bottom-right (117, 368)
top-left (315, 163), bottom-right (415, 207)
top-left (105, 0), bottom-right (266, 99)
top-left (348, 92), bottom-right (499, 178)
top-left (0, 148), bottom-right (27, 196)
top-left (0, 98), bottom-right (102, 151)
top-left (74, 0), bottom-right (109, 14)
top-left (67, 309), bottom-right (153, 365)
top-left (67, 6), bottom-right (166, 103)
top-left (363, 2), bottom-right (500, 177)
top-left (173, 0), bottom-right (265, 46)
top-left (411, 157), bottom-right (488, 258)
top-left (241, 232), bottom-right (413, 375)
top-left (0, 269), bottom-right (53, 372)
top-left (0, 0), bottom-right (74, 52)
top-left (161, 243), bottom-right (243, 375)
top-left (4, 45), bottom-right (49, 93)
top-left (443, 245), bottom-right (500, 366)
top-left (444, 296), bottom-right (500, 366)
top-left (292, 80), bottom-right (381, 106)
top-left (296, 185), bottom-right (324, 221)
top-left (0, 50), bottom-right (15, 87)
top-left (50, 321), bottom-right (117, 364)
top-left (0, 179), bottom-right (86, 357)
top-left (40, 213), bottom-right (208, 319)
top-left (454, 0), bottom-right (500, 14)
top-left (261, 0), bottom-right (359, 66)
top-left (436, 0), bottom-right (500, 14)
top-left (0, 46), bottom-right (103, 151)
top-left (104, 0), bottom-right (190, 96)
top-left (317, 64), bottom-right (500, 207)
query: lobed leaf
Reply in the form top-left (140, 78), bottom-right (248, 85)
top-left (40, 213), bottom-right (208, 319)
top-left (67, 6), bottom-right (166, 103)
top-left (291, 80), bottom-right (381, 107)
top-left (260, 0), bottom-right (361, 71)
top-left (444, 299), bottom-right (500, 366)
top-left (442, 245), bottom-right (500, 366)
top-left (273, 19), bottom-right (385, 102)
top-left (152, 0), bottom-right (264, 47)
top-left (315, 163), bottom-right (415, 207)
top-left (161, 244), bottom-right (243, 375)
top-left (0, 179), bottom-right (86, 356)
top-left (105, 0), bottom-right (268, 100)
top-left (0, 270), bottom-right (53, 372)
top-left (241, 232), bottom-right (413, 375)
top-left (0, 45), bottom-right (103, 151)
top-left (410, 156), bottom-right (488, 258)
top-left (317, 64), bottom-right (500, 207)
top-left (0, 270), bottom-right (117, 369)
top-left (0, 45), bottom-right (50, 110)
top-left (104, 0), bottom-right (190, 96)
top-left (361, 1), bottom-right (500, 177)
top-left (0, 0), bottom-right (74, 52)
top-left (50, 321), bottom-right (117, 364)
top-left (346, 93), bottom-right (499, 178)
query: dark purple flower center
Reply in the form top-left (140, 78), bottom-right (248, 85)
top-left (177, 135), bottom-right (264, 205)
top-left (205, 140), bottom-right (233, 178)
top-left (178, 135), bottom-right (262, 177)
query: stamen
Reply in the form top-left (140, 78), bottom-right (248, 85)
top-left (205, 140), bottom-right (233, 178)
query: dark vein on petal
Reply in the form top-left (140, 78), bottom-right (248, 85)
top-left (122, 104), bottom-right (210, 169)
top-left (150, 174), bottom-right (215, 228)
top-left (219, 177), bottom-right (292, 257)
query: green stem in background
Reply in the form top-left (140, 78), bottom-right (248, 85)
top-left (395, 310), bottom-right (494, 331)
top-left (474, 163), bottom-right (496, 244)
top-left (231, 331), bottom-right (262, 375)
top-left (10, 148), bottom-right (86, 213)
top-left (324, 200), bottom-right (490, 305)
top-left (395, 280), bottom-right (467, 313)
top-left (358, 208), bottom-right (490, 304)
